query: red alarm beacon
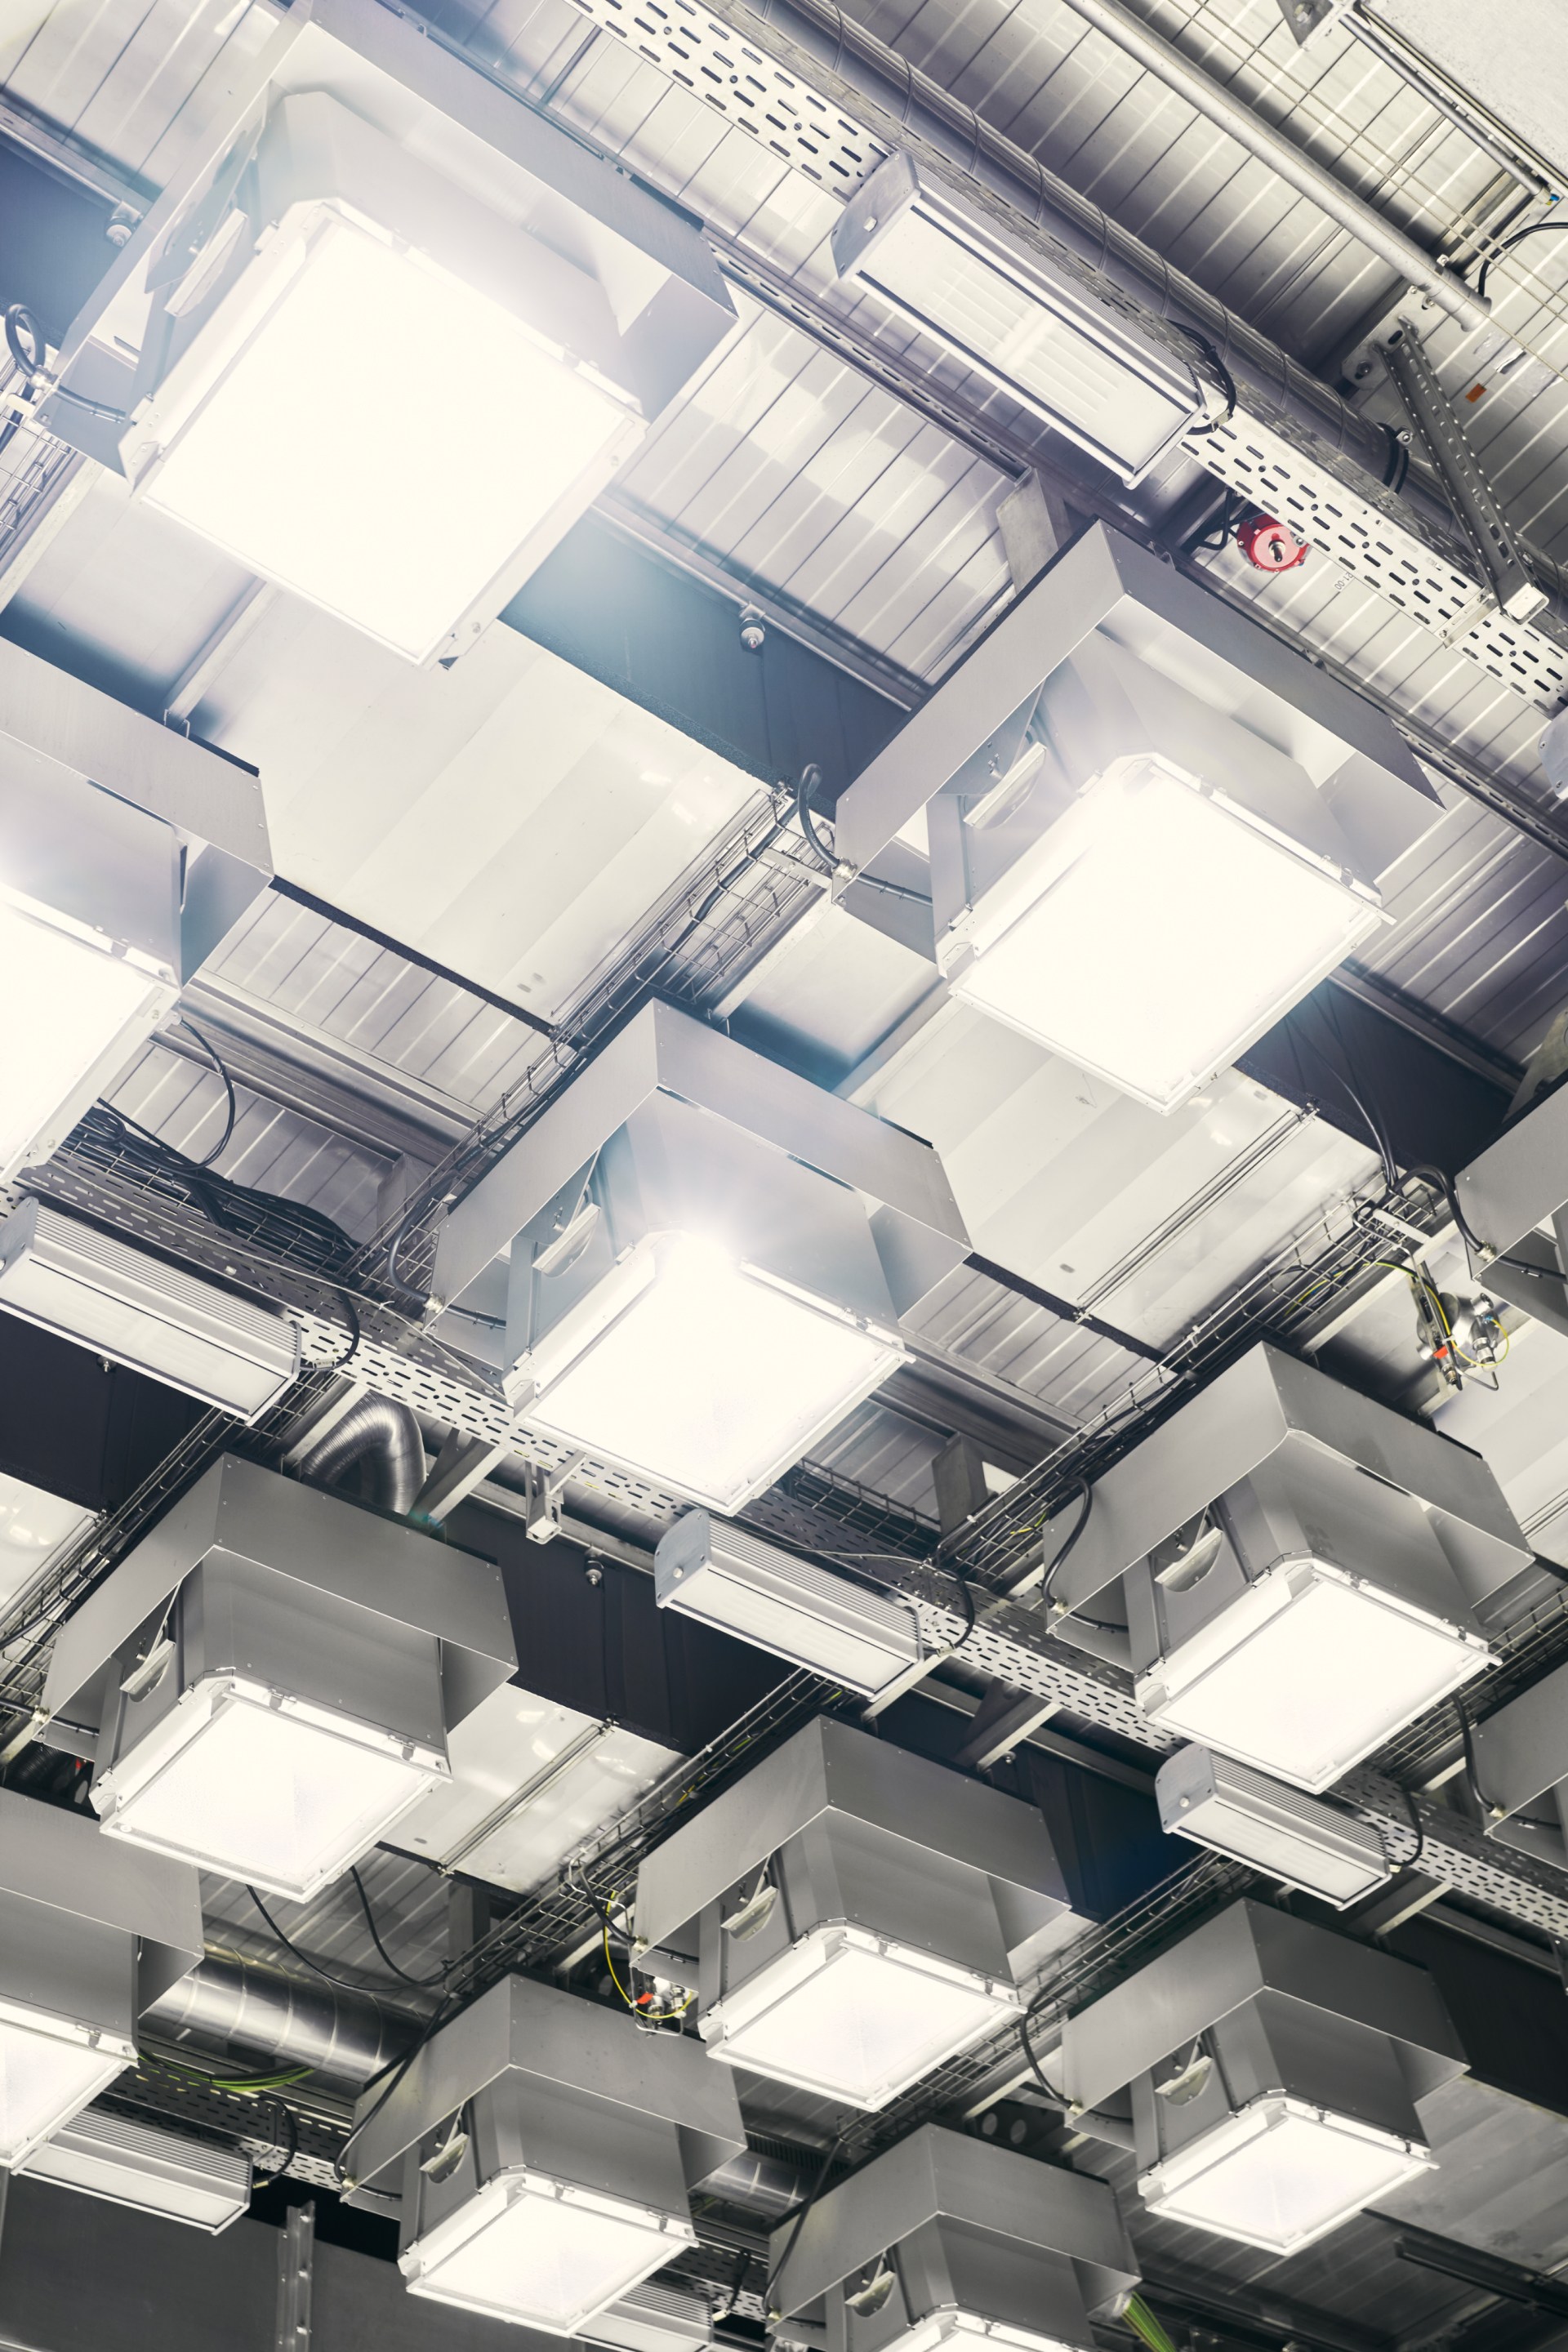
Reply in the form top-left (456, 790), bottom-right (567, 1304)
top-left (1236, 512), bottom-right (1309, 572)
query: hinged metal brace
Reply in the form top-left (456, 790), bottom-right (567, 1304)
top-left (274, 2199), bottom-right (314, 2352)
top-left (523, 1450), bottom-right (587, 1544)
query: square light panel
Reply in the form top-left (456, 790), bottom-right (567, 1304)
top-left (0, 2001), bottom-right (135, 2167)
top-left (0, 1472), bottom-right (93, 1619)
top-left (893, 2314), bottom-right (1080, 2352)
top-left (92, 1672), bottom-right (446, 1900)
top-left (701, 1924), bottom-right (1019, 2109)
top-left (403, 2170), bottom-right (694, 2333)
top-left (128, 205), bottom-right (641, 663)
top-left (1136, 1556), bottom-right (1492, 1792)
top-left (0, 893), bottom-right (174, 1182)
top-left (947, 756), bottom-right (1382, 1112)
top-left (1139, 2095), bottom-right (1433, 2254)
top-left (526, 1234), bottom-right (905, 1512)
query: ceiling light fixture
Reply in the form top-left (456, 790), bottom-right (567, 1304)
top-left (44, 0), bottom-right (734, 664)
top-left (654, 1509), bottom-right (923, 1696)
top-left (430, 1003), bottom-right (969, 1513)
top-left (0, 1200), bottom-right (300, 1421)
top-left (1061, 1899), bottom-right (1466, 2256)
top-left (1049, 1343), bottom-right (1525, 1789)
top-left (21, 2107), bottom-right (252, 2233)
top-left (829, 525), bottom-right (1445, 1113)
top-left (767, 2123), bottom-right (1138, 2352)
top-left (343, 1974), bottom-right (745, 2334)
top-left (635, 1717), bottom-right (1076, 2111)
top-left (833, 154), bottom-right (1209, 484)
top-left (42, 1454), bottom-right (516, 1901)
top-left (0, 641), bottom-right (270, 1182)
top-left (1155, 1745), bottom-right (1392, 1907)
top-left (0, 1787), bottom-right (202, 2168)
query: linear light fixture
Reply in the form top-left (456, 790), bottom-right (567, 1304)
top-left (0, 641), bottom-right (270, 1183)
top-left (833, 154), bottom-right (1209, 484)
top-left (830, 524), bottom-right (1443, 1113)
top-left (1050, 1343), bottom-right (1526, 1791)
top-left (42, 1455), bottom-right (516, 1901)
top-left (0, 1200), bottom-right (300, 1421)
top-left (47, 0), bottom-right (734, 664)
top-left (655, 1509), bottom-right (923, 1695)
top-left (1155, 1745), bottom-right (1391, 1908)
top-left (22, 2106), bottom-right (252, 2232)
top-left (1061, 1900), bottom-right (1465, 2256)
top-left (768, 2124), bottom-right (1138, 2352)
top-left (635, 1717), bottom-right (1075, 2112)
top-left (430, 1002), bottom-right (969, 1513)
top-left (0, 1787), bottom-right (202, 2167)
top-left (343, 1974), bottom-right (745, 2334)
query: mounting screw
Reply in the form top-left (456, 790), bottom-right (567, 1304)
top-left (738, 604), bottom-right (766, 653)
top-left (106, 203), bottom-right (140, 247)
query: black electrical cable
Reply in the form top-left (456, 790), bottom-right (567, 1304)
top-left (246, 1883), bottom-right (401, 1996)
top-left (795, 762), bottom-right (839, 875)
top-left (1040, 1479), bottom-right (1094, 1609)
top-left (1170, 324), bottom-right (1237, 434)
top-left (765, 2129), bottom-right (847, 2319)
top-left (4, 303), bottom-right (127, 420)
top-left (176, 1016), bottom-right (238, 1168)
top-left (1018, 2005), bottom-right (1067, 2100)
top-left (335, 1995), bottom-right (461, 2188)
top-left (1477, 217), bottom-right (1568, 302)
top-left (1454, 1699), bottom-right (1557, 1833)
top-left (334, 1286), bottom-right (361, 1367)
top-left (252, 2096), bottom-right (300, 2189)
top-left (348, 1864), bottom-right (446, 1988)
top-left (950, 1561), bottom-right (978, 1649)
top-left (1401, 1784), bottom-right (1425, 1871)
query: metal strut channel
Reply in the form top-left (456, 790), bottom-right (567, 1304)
top-left (1382, 322), bottom-right (1548, 624)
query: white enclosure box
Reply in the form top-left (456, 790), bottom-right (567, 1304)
top-left (1155, 1745), bottom-right (1390, 1908)
top-left (655, 1509), bottom-right (923, 1696)
top-left (0, 1200), bottom-right (301, 1421)
top-left (834, 154), bottom-right (1208, 485)
top-left (22, 2106), bottom-right (252, 2233)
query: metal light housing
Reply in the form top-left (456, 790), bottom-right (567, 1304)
top-left (42, 1455), bottom-right (516, 1901)
top-left (0, 1200), bottom-right (301, 1422)
top-left (1470, 1654), bottom-right (1568, 1869)
top-left (635, 1717), bottom-right (1076, 2112)
top-left (833, 154), bottom-right (1208, 485)
top-left (0, 641), bottom-right (270, 1183)
top-left (655, 1510), bottom-right (923, 1697)
top-left (21, 2106), bottom-right (252, 2232)
top-left (1052, 1343), bottom-right (1526, 1791)
top-left (768, 2124), bottom-right (1138, 2352)
top-left (0, 1787), bottom-right (202, 2167)
top-left (1155, 1745), bottom-right (1391, 1908)
top-left (431, 1003), bottom-right (969, 1513)
top-left (46, 0), bottom-right (734, 664)
top-left (345, 1974), bottom-right (745, 2335)
top-left (1061, 1900), bottom-right (1466, 2256)
top-left (830, 526), bottom-right (1442, 1114)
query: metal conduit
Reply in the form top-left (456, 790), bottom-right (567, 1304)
top-left (144, 1952), bottom-right (413, 2087)
top-left (294, 1394), bottom-right (425, 1517)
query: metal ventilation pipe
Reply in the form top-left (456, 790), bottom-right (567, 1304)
top-left (295, 1394), bottom-right (425, 1517)
top-left (144, 1952), bottom-right (415, 2087)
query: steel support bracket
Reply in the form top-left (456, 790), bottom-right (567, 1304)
top-left (274, 2199), bottom-right (314, 2352)
top-left (1382, 324), bottom-right (1548, 621)
top-left (523, 1451), bottom-right (587, 1544)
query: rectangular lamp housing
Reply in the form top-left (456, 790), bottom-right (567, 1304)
top-left (655, 1509), bottom-right (922, 1696)
top-left (21, 2105), bottom-right (252, 2231)
top-left (0, 1199), bottom-right (301, 1422)
top-left (91, 1553), bottom-right (449, 1900)
top-left (637, 1719), bottom-right (1071, 2111)
top-left (98, 48), bottom-right (733, 664)
top-left (1155, 1744), bottom-right (1390, 1907)
top-left (507, 1093), bottom-right (908, 1512)
top-left (832, 154), bottom-right (1206, 485)
top-left (0, 1894), bottom-right (140, 2167)
top-left (927, 631), bottom-right (1386, 1113)
top-left (1138, 2093), bottom-right (1432, 2254)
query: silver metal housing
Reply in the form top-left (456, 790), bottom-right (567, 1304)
top-left (654, 1510), bottom-right (923, 1696)
top-left (768, 2123), bottom-right (1138, 2345)
top-left (20, 2107), bottom-right (253, 2233)
top-left (1155, 1745), bottom-right (1391, 1908)
top-left (1457, 1083), bottom-right (1568, 1341)
top-left (1471, 1654), bottom-right (1568, 1869)
top-left (0, 1198), bottom-right (301, 1421)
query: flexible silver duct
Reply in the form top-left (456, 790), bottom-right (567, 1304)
top-left (144, 1953), bottom-right (413, 2087)
top-left (295, 1394), bottom-right (425, 1517)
